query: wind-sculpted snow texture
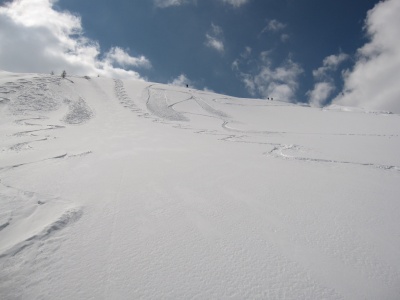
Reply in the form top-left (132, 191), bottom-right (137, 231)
top-left (1, 71), bottom-right (400, 299)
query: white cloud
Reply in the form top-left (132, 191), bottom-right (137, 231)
top-left (260, 50), bottom-right (272, 63)
top-left (205, 35), bottom-right (224, 53)
top-left (306, 82), bottom-right (335, 107)
top-left (220, 0), bottom-right (251, 8)
top-left (104, 47), bottom-right (151, 69)
top-left (333, 0), bottom-right (400, 113)
top-left (259, 19), bottom-right (289, 43)
top-left (280, 34), bottom-right (290, 42)
top-left (262, 19), bottom-right (286, 33)
top-left (231, 59), bottom-right (240, 71)
top-left (233, 48), bottom-right (302, 101)
top-left (240, 46), bottom-right (252, 59)
top-left (205, 23), bottom-right (224, 54)
top-left (169, 74), bottom-right (192, 87)
top-left (153, 0), bottom-right (194, 8)
top-left (202, 86), bottom-right (215, 93)
top-left (232, 47), bottom-right (252, 71)
top-left (306, 52), bottom-right (348, 107)
top-left (0, 0), bottom-right (150, 79)
top-left (241, 57), bottom-right (303, 101)
top-left (154, 0), bottom-right (249, 9)
top-left (313, 53), bottom-right (349, 80)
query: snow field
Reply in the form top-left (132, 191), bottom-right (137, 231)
top-left (1, 71), bottom-right (400, 299)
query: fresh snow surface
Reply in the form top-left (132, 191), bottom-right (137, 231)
top-left (1, 72), bottom-right (400, 299)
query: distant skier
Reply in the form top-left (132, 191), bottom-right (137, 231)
top-left (186, 84), bottom-right (188, 88)
top-left (61, 70), bottom-right (66, 78)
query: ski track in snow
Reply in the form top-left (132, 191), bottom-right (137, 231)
top-left (114, 79), bottom-right (142, 114)
top-left (0, 75), bottom-right (91, 298)
top-left (0, 76), bottom-right (92, 163)
top-left (263, 144), bottom-right (400, 172)
top-left (146, 86), bottom-right (189, 122)
top-left (0, 75), bottom-right (89, 255)
top-left (6, 138), bottom-right (48, 153)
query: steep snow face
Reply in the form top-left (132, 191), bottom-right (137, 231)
top-left (1, 72), bottom-right (400, 299)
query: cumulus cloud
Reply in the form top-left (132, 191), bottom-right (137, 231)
top-left (240, 54), bottom-right (303, 101)
top-left (104, 47), bottom-right (151, 69)
top-left (306, 52), bottom-right (348, 107)
top-left (220, 0), bottom-right (251, 8)
top-left (169, 74), bottom-right (192, 87)
top-left (307, 82), bottom-right (336, 107)
top-left (0, 0), bottom-right (150, 79)
top-left (333, 0), bottom-right (400, 113)
top-left (205, 23), bottom-right (225, 54)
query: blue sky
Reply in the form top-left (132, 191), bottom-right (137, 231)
top-left (55, 0), bottom-right (379, 99)
top-left (1, 0), bottom-right (400, 112)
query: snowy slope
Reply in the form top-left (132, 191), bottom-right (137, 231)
top-left (1, 71), bottom-right (400, 299)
